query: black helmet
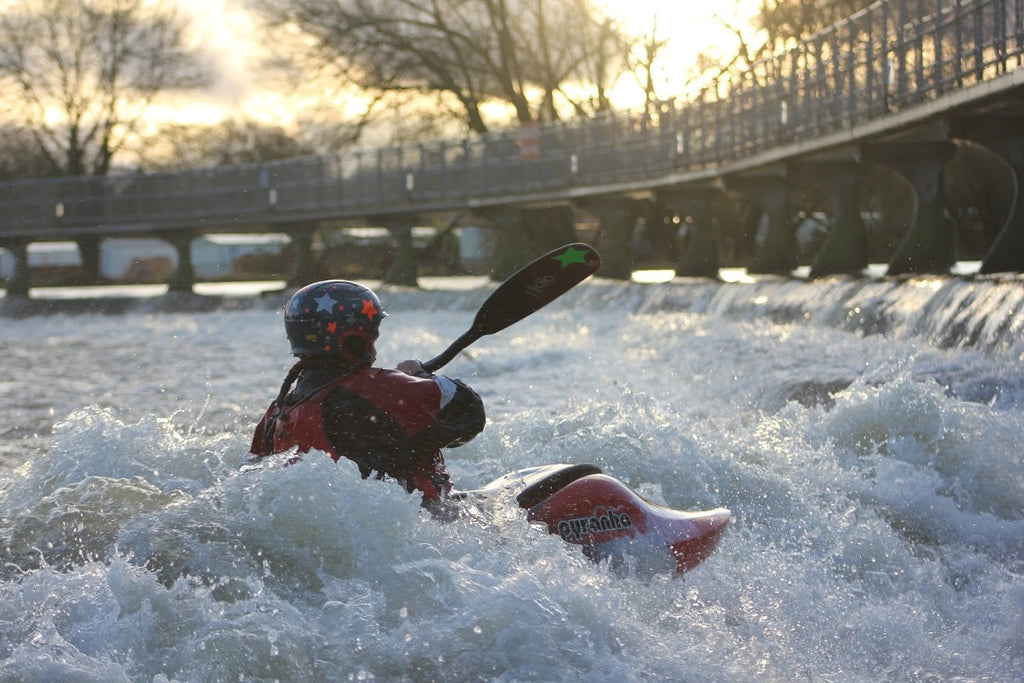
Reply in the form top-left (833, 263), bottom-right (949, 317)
top-left (284, 280), bottom-right (388, 360)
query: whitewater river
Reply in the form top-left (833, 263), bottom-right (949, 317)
top-left (1, 273), bottom-right (1022, 681)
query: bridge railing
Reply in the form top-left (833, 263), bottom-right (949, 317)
top-left (0, 0), bottom-right (1021, 237)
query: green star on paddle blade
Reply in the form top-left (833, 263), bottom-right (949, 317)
top-left (552, 245), bottom-right (588, 268)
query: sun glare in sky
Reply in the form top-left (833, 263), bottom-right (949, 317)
top-left (174, 0), bottom-right (761, 126)
top-left (599, 0), bottom-right (762, 104)
top-left (600, 0), bottom-right (760, 53)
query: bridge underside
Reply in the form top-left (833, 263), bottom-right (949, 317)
top-left (4, 125), bottom-right (1024, 298)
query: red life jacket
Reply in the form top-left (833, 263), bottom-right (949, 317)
top-left (252, 377), bottom-right (338, 458)
top-left (250, 366), bottom-right (450, 500)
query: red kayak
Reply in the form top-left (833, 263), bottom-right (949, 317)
top-left (457, 464), bottom-right (730, 577)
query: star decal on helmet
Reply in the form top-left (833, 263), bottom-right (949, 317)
top-left (361, 299), bottom-right (380, 319)
top-left (314, 292), bottom-right (336, 313)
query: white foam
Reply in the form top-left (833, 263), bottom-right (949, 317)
top-left (1, 279), bottom-right (1022, 680)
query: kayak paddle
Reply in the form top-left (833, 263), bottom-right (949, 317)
top-left (422, 242), bottom-right (601, 372)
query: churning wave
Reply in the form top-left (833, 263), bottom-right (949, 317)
top-left (2, 270), bottom-right (1022, 681)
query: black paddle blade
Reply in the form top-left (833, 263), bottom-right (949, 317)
top-left (423, 243), bottom-right (600, 372)
top-left (473, 242), bottom-right (601, 335)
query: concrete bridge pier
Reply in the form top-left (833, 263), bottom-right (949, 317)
top-left (977, 141), bottom-right (1024, 274)
top-left (380, 215), bottom-right (419, 286)
top-left (951, 117), bottom-right (1024, 273)
top-left (580, 196), bottom-right (639, 280)
top-left (75, 237), bottom-right (103, 285)
top-left (978, 136), bottom-right (1024, 273)
top-left (162, 234), bottom-right (196, 293)
top-left (524, 205), bottom-right (578, 253)
top-left (863, 140), bottom-right (957, 275)
top-left (658, 186), bottom-right (721, 278)
top-left (2, 239), bottom-right (31, 297)
top-left (728, 172), bottom-right (798, 275)
top-left (801, 161), bottom-right (869, 277)
top-left (482, 205), bottom-right (528, 281)
top-left (285, 223), bottom-right (320, 288)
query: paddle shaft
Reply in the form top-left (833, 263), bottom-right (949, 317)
top-left (422, 243), bottom-right (600, 373)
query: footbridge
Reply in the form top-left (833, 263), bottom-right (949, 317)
top-left (2, 0), bottom-right (1024, 294)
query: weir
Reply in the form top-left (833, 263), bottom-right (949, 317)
top-left (627, 275), bottom-right (1024, 357)
top-left (377, 272), bottom-right (1024, 360)
top-left (3, 272), bottom-right (1021, 364)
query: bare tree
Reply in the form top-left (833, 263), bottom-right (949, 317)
top-left (0, 124), bottom-right (53, 180)
top-left (0, 0), bottom-right (208, 176)
top-left (251, 0), bottom-right (636, 134)
top-left (681, 0), bottom-right (878, 96)
top-left (625, 15), bottom-right (671, 114)
top-left (141, 118), bottom-right (317, 171)
top-left (755, 0), bottom-right (878, 49)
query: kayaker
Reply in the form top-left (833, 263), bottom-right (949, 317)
top-left (250, 279), bottom-right (486, 518)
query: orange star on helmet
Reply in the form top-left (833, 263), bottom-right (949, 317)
top-left (361, 299), bottom-right (379, 319)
